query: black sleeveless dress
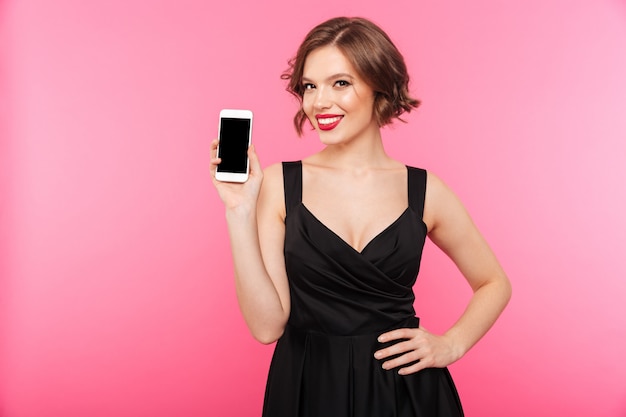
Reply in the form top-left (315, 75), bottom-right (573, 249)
top-left (262, 161), bottom-right (464, 417)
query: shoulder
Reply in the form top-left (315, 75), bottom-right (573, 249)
top-left (263, 162), bottom-right (284, 181)
top-left (425, 170), bottom-right (447, 196)
top-left (405, 166), bottom-right (443, 195)
top-left (422, 170), bottom-right (465, 231)
top-left (423, 170), bottom-right (480, 244)
top-left (260, 162), bottom-right (287, 197)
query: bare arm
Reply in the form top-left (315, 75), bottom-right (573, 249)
top-left (210, 140), bottom-right (290, 344)
top-left (375, 172), bottom-right (512, 374)
top-left (426, 172), bottom-right (511, 356)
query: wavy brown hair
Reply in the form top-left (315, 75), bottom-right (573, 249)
top-left (281, 17), bottom-right (420, 136)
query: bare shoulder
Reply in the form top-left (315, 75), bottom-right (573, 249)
top-left (258, 162), bottom-right (286, 221)
top-left (424, 170), bottom-right (446, 196)
top-left (423, 171), bottom-right (470, 234)
top-left (263, 162), bottom-right (284, 184)
top-left (423, 171), bottom-right (448, 224)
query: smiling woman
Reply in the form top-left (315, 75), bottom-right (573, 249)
top-left (210, 16), bottom-right (511, 417)
top-left (301, 46), bottom-right (378, 146)
top-left (5, 2), bottom-right (626, 416)
top-left (282, 17), bottom-right (420, 135)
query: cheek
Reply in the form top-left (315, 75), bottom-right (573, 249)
top-left (339, 92), bottom-right (368, 113)
top-left (301, 95), bottom-right (313, 115)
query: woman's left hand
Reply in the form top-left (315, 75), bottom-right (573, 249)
top-left (374, 327), bottom-right (464, 375)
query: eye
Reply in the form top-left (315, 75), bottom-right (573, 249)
top-left (302, 83), bottom-right (316, 91)
top-left (334, 80), bottom-right (351, 87)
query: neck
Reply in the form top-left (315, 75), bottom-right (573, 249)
top-left (315, 130), bottom-right (392, 170)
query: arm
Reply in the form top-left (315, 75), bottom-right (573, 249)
top-left (375, 172), bottom-right (512, 374)
top-left (210, 140), bottom-right (290, 344)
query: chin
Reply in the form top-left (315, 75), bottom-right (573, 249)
top-left (318, 135), bottom-right (345, 146)
top-left (317, 130), bottom-right (347, 145)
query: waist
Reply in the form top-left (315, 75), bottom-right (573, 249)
top-left (283, 316), bottom-right (419, 341)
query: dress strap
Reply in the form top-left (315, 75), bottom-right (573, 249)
top-left (407, 166), bottom-right (427, 219)
top-left (282, 161), bottom-right (302, 216)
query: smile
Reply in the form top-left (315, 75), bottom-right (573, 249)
top-left (316, 115), bottom-right (343, 131)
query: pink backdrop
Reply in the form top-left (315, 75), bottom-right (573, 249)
top-left (2, 1), bottom-right (626, 416)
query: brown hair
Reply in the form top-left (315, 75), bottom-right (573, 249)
top-left (281, 17), bottom-right (420, 136)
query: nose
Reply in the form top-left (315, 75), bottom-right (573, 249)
top-left (313, 86), bottom-right (332, 110)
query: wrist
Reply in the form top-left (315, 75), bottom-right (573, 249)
top-left (225, 203), bottom-right (257, 221)
top-left (442, 331), bottom-right (470, 362)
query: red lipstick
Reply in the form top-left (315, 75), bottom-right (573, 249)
top-left (316, 114), bottom-right (343, 131)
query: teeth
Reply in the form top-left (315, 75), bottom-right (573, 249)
top-left (318, 116), bottom-right (342, 125)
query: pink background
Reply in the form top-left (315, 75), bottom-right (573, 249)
top-left (2, 1), bottom-right (626, 416)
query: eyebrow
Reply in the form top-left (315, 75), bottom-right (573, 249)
top-left (301, 73), bottom-right (356, 83)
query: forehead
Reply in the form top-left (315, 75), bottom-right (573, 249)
top-left (302, 46), bottom-right (358, 80)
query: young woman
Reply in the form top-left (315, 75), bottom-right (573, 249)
top-left (210, 16), bottom-right (511, 417)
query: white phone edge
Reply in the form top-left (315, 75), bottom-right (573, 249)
top-left (215, 109), bottom-right (253, 183)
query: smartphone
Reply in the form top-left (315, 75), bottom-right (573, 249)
top-left (216, 109), bottom-right (253, 183)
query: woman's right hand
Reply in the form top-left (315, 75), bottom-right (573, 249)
top-left (210, 139), bottom-right (264, 211)
top-left (211, 140), bottom-right (289, 343)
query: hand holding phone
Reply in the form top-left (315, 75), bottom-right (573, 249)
top-left (215, 109), bottom-right (253, 183)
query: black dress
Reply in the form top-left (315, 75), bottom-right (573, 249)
top-left (262, 161), bottom-right (464, 417)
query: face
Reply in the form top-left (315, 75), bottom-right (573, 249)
top-left (301, 46), bottom-right (378, 145)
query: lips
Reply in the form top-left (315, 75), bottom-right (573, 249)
top-left (316, 114), bottom-right (343, 131)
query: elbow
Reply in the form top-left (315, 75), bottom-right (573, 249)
top-left (499, 273), bottom-right (513, 306)
top-left (251, 326), bottom-right (285, 345)
top-left (244, 309), bottom-right (289, 344)
top-left (503, 272), bottom-right (512, 297)
top-left (476, 272), bottom-right (512, 306)
top-left (506, 280), bottom-right (513, 304)
top-left (255, 335), bottom-right (280, 345)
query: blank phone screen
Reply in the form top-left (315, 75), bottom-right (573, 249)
top-left (218, 117), bottom-right (250, 173)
